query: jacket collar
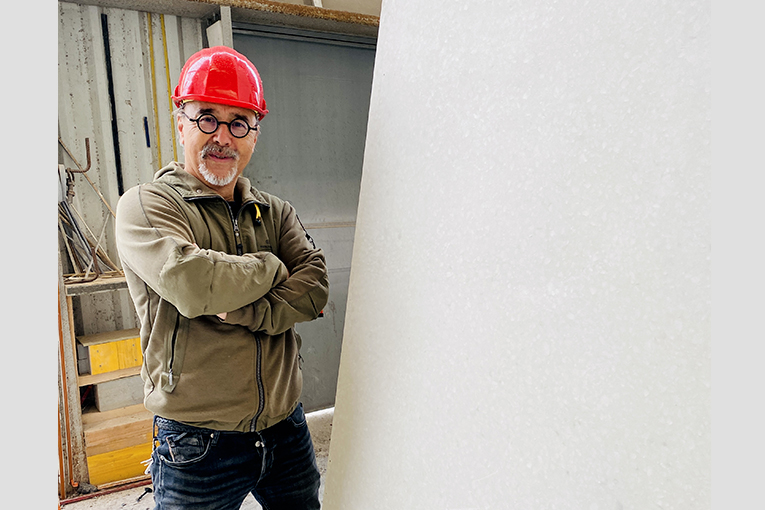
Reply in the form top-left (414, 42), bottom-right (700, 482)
top-left (154, 161), bottom-right (270, 208)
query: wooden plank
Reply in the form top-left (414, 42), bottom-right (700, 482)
top-left (84, 412), bottom-right (153, 457)
top-left (98, 474), bottom-right (151, 491)
top-left (87, 441), bottom-right (153, 486)
top-left (95, 374), bottom-right (145, 412)
top-left (85, 421), bottom-right (152, 457)
top-left (79, 365), bottom-right (142, 387)
top-left (84, 407), bottom-right (153, 433)
top-left (64, 274), bottom-right (128, 296)
top-left (77, 327), bottom-right (140, 347)
top-left (82, 403), bottom-right (148, 425)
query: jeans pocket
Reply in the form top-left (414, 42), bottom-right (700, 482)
top-left (286, 403), bottom-right (307, 428)
top-left (156, 430), bottom-right (215, 467)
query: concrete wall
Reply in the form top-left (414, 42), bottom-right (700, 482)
top-left (59, 2), bottom-right (205, 335)
top-left (324, 0), bottom-right (710, 508)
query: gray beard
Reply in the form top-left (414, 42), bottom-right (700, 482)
top-left (198, 143), bottom-right (240, 186)
top-left (198, 161), bottom-right (238, 187)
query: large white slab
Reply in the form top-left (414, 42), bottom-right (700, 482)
top-left (324, 0), bottom-right (710, 508)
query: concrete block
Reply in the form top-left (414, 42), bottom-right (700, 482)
top-left (94, 375), bottom-right (144, 412)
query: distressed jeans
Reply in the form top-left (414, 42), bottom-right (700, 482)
top-left (150, 403), bottom-right (321, 510)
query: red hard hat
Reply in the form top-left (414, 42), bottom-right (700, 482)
top-left (172, 46), bottom-right (269, 119)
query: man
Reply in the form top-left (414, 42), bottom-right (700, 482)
top-left (115, 46), bottom-right (329, 509)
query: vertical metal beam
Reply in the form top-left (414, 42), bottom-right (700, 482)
top-left (100, 12), bottom-right (125, 196)
top-left (206, 5), bottom-right (233, 48)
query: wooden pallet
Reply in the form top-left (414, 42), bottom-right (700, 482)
top-left (76, 328), bottom-right (152, 487)
top-left (82, 404), bottom-right (154, 486)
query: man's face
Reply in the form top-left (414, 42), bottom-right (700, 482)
top-left (178, 101), bottom-right (259, 193)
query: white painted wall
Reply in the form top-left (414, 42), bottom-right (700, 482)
top-left (324, 0), bottom-right (710, 508)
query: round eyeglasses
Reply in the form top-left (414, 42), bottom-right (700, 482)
top-left (181, 110), bottom-right (259, 138)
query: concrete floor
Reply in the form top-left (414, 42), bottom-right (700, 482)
top-left (60, 407), bottom-right (334, 510)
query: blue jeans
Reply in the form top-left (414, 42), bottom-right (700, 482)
top-left (150, 403), bottom-right (321, 509)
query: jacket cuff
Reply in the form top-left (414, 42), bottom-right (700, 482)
top-left (222, 307), bottom-right (247, 325)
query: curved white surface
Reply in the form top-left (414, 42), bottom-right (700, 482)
top-left (324, 1), bottom-right (710, 508)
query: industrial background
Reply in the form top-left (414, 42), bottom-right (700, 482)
top-left (57, 1), bottom-right (714, 508)
top-left (57, 0), bottom-right (380, 499)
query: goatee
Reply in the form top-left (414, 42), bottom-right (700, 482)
top-left (198, 143), bottom-right (240, 186)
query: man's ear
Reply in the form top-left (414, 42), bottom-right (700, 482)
top-left (177, 115), bottom-right (185, 145)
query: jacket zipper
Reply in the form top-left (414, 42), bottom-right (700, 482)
top-left (168, 313), bottom-right (180, 386)
top-left (247, 201), bottom-right (265, 430)
top-left (186, 196), bottom-right (259, 255)
top-left (224, 201), bottom-right (244, 255)
top-left (225, 199), bottom-right (258, 256)
top-left (188, 194), bottom-right (267, 430)
top-left (251, 335), bottom-right (265, 431)
top-left (221, 198), bottom-right (265, 431)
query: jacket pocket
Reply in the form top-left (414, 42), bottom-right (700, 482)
top-left (295, 332), bottom-right (304, 370)
top-left (159, 305), bottom-right (189, 393)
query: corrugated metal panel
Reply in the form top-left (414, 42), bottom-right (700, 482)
top-left (297, 226), bottom-right (356, 410)
top-left (233, 27), bottom-right (376, 410)
top-left (58, 1), bottom-right (203, 335)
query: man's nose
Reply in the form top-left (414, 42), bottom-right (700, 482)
top-left (212, 123), bottom-right (235, 145)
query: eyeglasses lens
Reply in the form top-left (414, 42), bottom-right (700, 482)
top-left (229, 120), bottom-right (249, 138)
top-left (197, 115), bottom-right (219, 134)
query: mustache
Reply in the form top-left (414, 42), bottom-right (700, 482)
top-left (200, 143), bottom-right (239, 160)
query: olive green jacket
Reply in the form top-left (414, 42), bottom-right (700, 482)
top-left (115, 162), bottom-right (329, 432)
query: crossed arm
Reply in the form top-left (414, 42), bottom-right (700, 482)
top-left (116, 184), bottom-right (328, 331)
top-left (219, 202), bottom-right (329, 334)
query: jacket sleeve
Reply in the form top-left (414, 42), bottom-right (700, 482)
top-left (222, 201), bottom-right (329, 335)
top-left (115, 184), bottom-right (289, 319)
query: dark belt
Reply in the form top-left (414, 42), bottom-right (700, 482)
top-left (153, 415), bottom-right (220, 434)
top-left (154, 404), bottom-right (301, 435)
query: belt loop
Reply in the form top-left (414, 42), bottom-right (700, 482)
top-left (152, 415), bottom-right (160, 451)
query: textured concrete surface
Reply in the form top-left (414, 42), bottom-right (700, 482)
top-left (61, 407), bottom-right (333, 509)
